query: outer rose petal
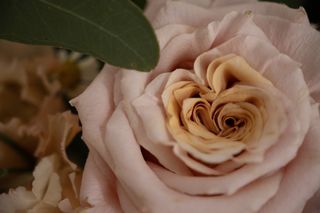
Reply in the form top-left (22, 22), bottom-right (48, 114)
top-left (145, 0), bottom-right (257, 22)
top-left (145, 0), bottom-right (167, 22)
top-left (113, 69), bottom-right (149, 105)
top-left (261, 105), bottom-right (320, 213)
top-left (117, 184), bottom-right (141, 213)
top-left (150, 1), bottom-right (307, 29)
top-left (254, 15), bottom-right (320, 102)
top-left (152, 11), bottom-right (279, 77)
top-left (70, 64), bottom-right (117, 163)
top-left (80, 151), bottom-right (121, 213)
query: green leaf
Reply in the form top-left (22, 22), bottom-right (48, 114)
top-left (0, 0), bottom-right (159, 71)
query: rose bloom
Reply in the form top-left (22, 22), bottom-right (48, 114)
top-left (71, 0), bottom-right (320, 212)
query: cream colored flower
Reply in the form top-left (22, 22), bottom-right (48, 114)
top-left (0, 111), bottom-right (83, 212)
top-left (0, 42), bottom-right (86, 211)
top-left (0, 154), bottom-right (79, 213)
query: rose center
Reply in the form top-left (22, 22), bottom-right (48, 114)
top-left (163, 54), bottom-right (275, 174)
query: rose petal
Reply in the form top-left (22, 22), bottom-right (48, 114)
top-left (196, 32), bottom-right (311, 136)
top-left (117, 183), bottom-right (141, 213)
top-left (172, 145), bottom-right (240, 175)
top-left (151, 1), bottom-right (307, 28)
top-left (211, 0), bottom-right (256, 7)
top-left (260, 105), bottom-right (320, 213)
top-left (153, 11), bottom-right (271, 78)
top-left (152, 26), bottom-right (214, 76)
top-left (79, 151), bottom-right (122, 213)
top-left (144, 0), bottom-right (168, 23)
top-left (104, 105), bottom-right (172, 212)
top-left (113, 69), bottom-right (149, 105)
top-left (179, 0), bottom-right (213, 7)
top-left (124, 101), bottom-right (192, 175)
top-left (162, 69), bottom-right (203, 105)
top-left (254, 15), bottom-right (320, 102)
top-left (262, 54), bottom-right (311, 130)
top-left (131, 96), bottom-right (173, 146)
top-left (70, 65), bottom-right (117, 161)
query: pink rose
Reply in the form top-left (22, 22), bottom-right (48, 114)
top-left (71, 0), bottom-right (320, 212)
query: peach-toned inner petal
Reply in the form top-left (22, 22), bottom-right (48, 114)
top-left (163, 54), bottom-right (286, 175)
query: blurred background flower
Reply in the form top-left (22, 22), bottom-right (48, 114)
top-left (49, 49), bottom-right (101, 98)
top-left (0, 40), bottom-right (98, 210)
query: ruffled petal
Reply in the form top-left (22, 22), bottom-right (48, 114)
top-left (0, 187), bottom-right (37, 212)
